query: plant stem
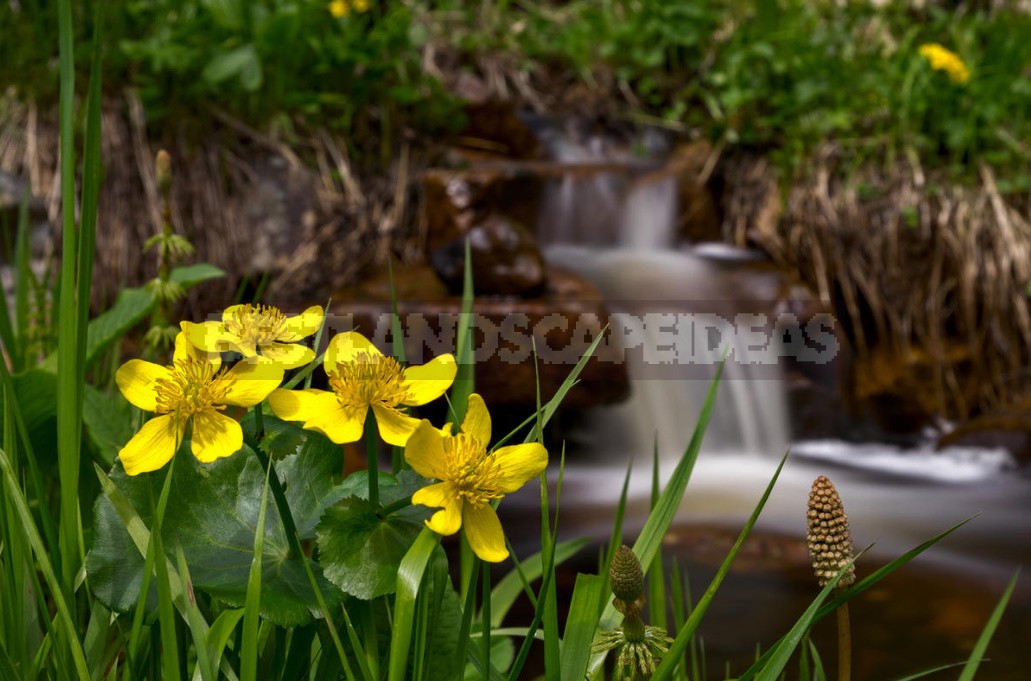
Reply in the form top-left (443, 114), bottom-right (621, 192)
top-left (836, 601), bottom-right (851, 681)
top-left (366, 408), bottom-right (379, 509)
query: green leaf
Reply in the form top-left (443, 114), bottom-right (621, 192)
top-left (202, 44), bottom-right (263, 91)
top-left (82, 384), bottom-right (134, 466)
top-left (38, 263), bottom-right (225, 374)
top-left (87, 419), bottom-right (346, 626)
top-left (317, 490), bottom-right (427, 600)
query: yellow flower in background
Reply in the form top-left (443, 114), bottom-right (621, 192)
top-left (405, 394), bottom-right (548, 562)
top-left (329, 0), bottom-right (369, 18)
top-left (115, 334), bottom-right (284, 475)
top-left (268, 331), bottom-right (456, 446)
top-left (181, 304), bottom-right (323, 370)
top-left (918, 43), bottom-right (970, 84)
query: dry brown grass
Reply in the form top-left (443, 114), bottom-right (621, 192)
top-left (722, 148), bottom-right (1031, 420)
top-left (0, 90), bottom-right (423, 317)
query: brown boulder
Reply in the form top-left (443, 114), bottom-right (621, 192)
top-left (430, 215), bottom-right (547, 297)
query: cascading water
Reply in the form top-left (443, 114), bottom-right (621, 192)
top-left (529, 123), bottom-right (1030, 574)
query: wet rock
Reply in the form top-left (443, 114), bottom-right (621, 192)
top-left (330, 264), bottom-right (629, 410)
top-left (243, 156), bottom-right (317, 275)
top-left (420, 167), bottom-right (543, 255)
top-left (431, 215), bottom-right (547, 297)
top-left (937, 411), bottom-right (1031, 465)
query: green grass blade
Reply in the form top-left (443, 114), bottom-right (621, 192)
top-left (490, 538), bottom-right (589, 628)
top-left (558, 573), bottom-right (606, 681)
top-left (388, 527), bottom-right (442, 681)
top-left (891, 662), bottom-right (969, 681)
top-left (956, 569), bottom-right (1019, 681)
top-left (206, 610), bottom-right (246, 674)
top-left (55, 0), bottom-right (82, 600)
top-left (174, 542), bottom-right (215, 681)
top-left (10, 189), bottom-right (31, 371)
top-left (0, 447), bottom-right (89, 678)
top-left (650, 452), bottom-right (788, 681)
top-left (588, 359), bottom-right (723, 679)
top-left (753, 553), bottom-right (862, 681)
top-left (241, 460), bottom-right (273, 681)
top-left (150, 464), bottom-right (183, 681)
top-left (449, 239), bottom-right (475, 426)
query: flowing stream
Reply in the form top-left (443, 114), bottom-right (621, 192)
top-left (530, 124), bottom-right (1031, 574)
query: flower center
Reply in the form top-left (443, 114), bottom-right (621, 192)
top-left (223, 304), bottom-right (287, 347)
top-left (445, 434), bottom-right (503, 508)
top-left (328, 352), bottom-right (410, 409)
top-left (154, 358), bottom-right (230, 423)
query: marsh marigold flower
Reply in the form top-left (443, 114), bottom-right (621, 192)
top-left (329, 0), bottom-right (369, 18)
top-left (269, 331), bottom-right (456, 446)
top-left (181, 304), bottom-right (323, 370)
top-left (115, 334), bottom-right (284, 475)
top-left (918, 43), bottom-right (970, 84)
top-left (405, 394), bottom-right (548, 562)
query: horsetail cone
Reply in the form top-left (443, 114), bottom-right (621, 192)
top-left (610, 545), bottom-right (645, 603)
top-left (806, 476), bottom-right (856, 588)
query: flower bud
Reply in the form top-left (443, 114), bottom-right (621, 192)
top-left (155, 149), bottom-right (173, 193)
top-left (610, 545), bottom-right (645, 603)
top-left (806, 475), bottom-right (856, 588)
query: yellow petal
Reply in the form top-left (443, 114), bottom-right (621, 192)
top-left (411, 481), bottom-right (450, 509)
top-left (180, 320), bottom-right (233, 354)
top-left (119, 414), bottom-right (185, 475)
top-left (269, 388), bottom-right (365, 444)
top-left (419, 491), bottom-right (462, 535)
top-left (324, 331), bottom-right (381, 371)
top-left (492, 443), bottom-right (548, 493)
top-left (371, 404), bottom-right (422, 447)
top-left (259, 342), bottom-right (315, 370)
top-left (173, 331), bottom-right (222, 367)
top-left (462, 504), bottom-right (508, 562)
top-left (115, 360), bottom-right (171, 412)
top-left (279, 305), bottom-right (324, 342)
top-left (221, 358), bottom-right (284, 407)
top-left (190, 410), bottom-right (244, 463)
top-left (460, 393), bottom-right (491, 445)
top-left (402, 354), bottom-right (457, 407)
top-left (404, 420), bottom-right (447, 479)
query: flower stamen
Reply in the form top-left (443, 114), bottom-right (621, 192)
top-left (154, 359), bottom-right (230, 422)
top-left (328, 352), bottom-right (411, 409)
top-left (223, 304), bottom-right (288, 348)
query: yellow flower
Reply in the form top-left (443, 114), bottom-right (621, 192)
top-left (918, 43), bottom-right (970, 84)
top-left (268, 331), bottom-right (456, 446)
top-left (115, 334), bottom-right (284, 475)
top-left (329, 0), bottom-right (369, 17)
top-left (180, 304), bottom-right (323, 370)
top-left (405, 394), bottom-right (548, 562)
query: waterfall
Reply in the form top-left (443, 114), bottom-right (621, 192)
top-left (527, 122), bottom-right (1026, 572)
top-left (535, 123), bottom-right (791, 460)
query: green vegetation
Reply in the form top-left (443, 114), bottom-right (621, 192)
top-left (5, 1), bottom-right (1031, 180)
top-left (0, 2), bottom-right (1022, 680)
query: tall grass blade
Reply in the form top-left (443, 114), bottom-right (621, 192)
top-left (449, 239), bottom-right (475, 426)
top-left (489, 538), bottom-right (589, 628)
top-left (55, 0), bottom-right (82, 598)
top-left (650, 452), bottom-right (789, 681)
top-left (240, 461), bottom-right (273, 681)
top-left (388, 527), bottom-right (442, 681)
top-left (587, 358), bottom-right (723, 677)
top-left (0, 447), bottom-right (89, 678)
top-left (558, 573), bottom-right (606, 681)
top-left (752, 552), bottom-right (862, 681)
top-left (956, 569), bottom-right (1019, 681)
top-left (174, 543), bottom-right (215, 681)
